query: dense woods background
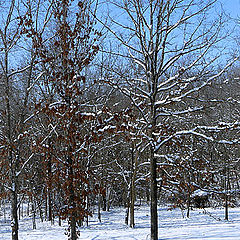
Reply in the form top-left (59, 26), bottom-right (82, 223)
top-left (0, 0), bottom-right (239, 240)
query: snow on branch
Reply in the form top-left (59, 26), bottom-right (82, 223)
top-left (27, 71), bottom-right (45, 92)
top-left (16, 153), bottom-right (34, 177)
top-left (8, 64), bottom-right (32, 78)
top-left (157, 106), bottom-right (204, 117)
top-left (155, 124), bottom-right (240, 152)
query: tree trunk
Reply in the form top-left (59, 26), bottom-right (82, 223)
top-left (225, 193), bottom-right (228, 221)
top-left (21, 200), bottom-right (24, 219)
top-left (4, 199), bottom-right (6, 223)
top-left (48, 179), bottom-right (52, 222)
top-left (106, 187), bottom-right (111, 211)
top-left (38, 201), bottom-right (43, 222)
top-left (102, 194), bottom-right (106, 211)
top-left (27, 200), bottom-right (30, 216)
top-left (98, 194), bottom-right (101, 223)
top-left (69, 163), bottom-right (77, 240)
top-left (130, 187), bottom-right (135, 228)
top-left (62, 1), bottom-right (77, 237)
top-left (18, 203), bottom-right (21, 220)
top-left (70, 215), bottom-right (77, 240)
top-left (150, 151), bottom-right (158, 240)
top-left (130, 143), bottom-right (138, 228)
top-left (52, 210), bottom-right (55, 225)
top-left (125, 202), bottom-right (130, 225)
top-left (32, 198), bottom-right (36, 230)
top-left (146, 186), bottom-right (150, 203)
top-left (150, 95), bottom-right (158, 240)
top-left (130, 167), bottom-right (136, 228)
top-left (224, 158), bottom-right (230, 221)
top-left (48, 188), bottom-right (52, 222)
top-left (86, 195), bottom-right (89, 227)
top-left (11, 188), bottom-right (19, 240)
top-left (47, 139), bottom-right (53, 222)
top-left (45, 193), bottom-right (47, 221)
top-left (59, 215), bottom-right (61, 227)
top-left (225, 167), bottom-right (229, 221)
top-left (187, 194), bottom-right (191, 218)
top-left (4, 25), bottom-right (19, 239)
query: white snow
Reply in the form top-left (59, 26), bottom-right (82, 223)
top-left (1, 205), bottom-right (240, 239)
top-left (192, 189), bottom-right (209, 197)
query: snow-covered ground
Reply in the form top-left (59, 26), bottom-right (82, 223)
top-left (1, 205), bottom-right (240, 239)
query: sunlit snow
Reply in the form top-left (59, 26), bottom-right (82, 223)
top-left (1, 205), bottom-right (240, 239)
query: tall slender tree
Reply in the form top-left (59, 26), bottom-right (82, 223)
top-left (96, 1), bottom-right (237, 239)
top-left (31, 0), bottom-right (101, 239)
top-left (0, 1), bottom-right (43, 238)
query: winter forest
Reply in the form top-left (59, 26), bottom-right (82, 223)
top-left (0, 0), bottom-right (239, 240)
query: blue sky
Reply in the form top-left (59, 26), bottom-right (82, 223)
top-left (221, 0), bottom-right (240, 18)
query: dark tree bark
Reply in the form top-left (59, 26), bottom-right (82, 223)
top-left (150, 151), bottom-right (158, 240)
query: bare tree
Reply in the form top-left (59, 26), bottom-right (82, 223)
top-left (0, 1), bottom-right (54, 239)
top-left (0, 1), bottom-right (31, 239)
top-left (96, 0), bottom-right (238, 239)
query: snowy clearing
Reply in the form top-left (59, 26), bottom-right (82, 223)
top-left (1, 205), bottom-right (240, 239)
